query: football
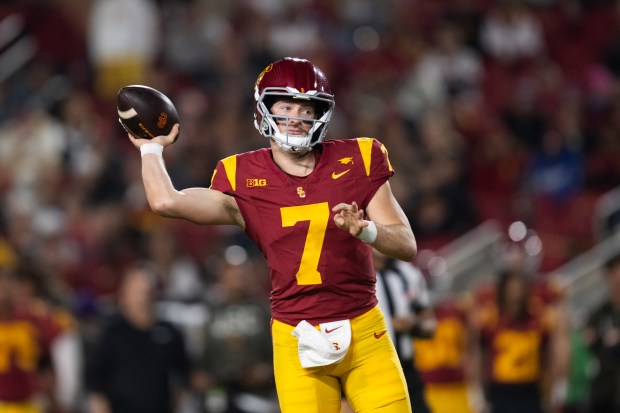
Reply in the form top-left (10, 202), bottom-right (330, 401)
top-left (117, 85), bottom-right (180, 140)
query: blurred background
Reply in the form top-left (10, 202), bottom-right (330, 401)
top-left (1, 0), bottom-right (620, 412)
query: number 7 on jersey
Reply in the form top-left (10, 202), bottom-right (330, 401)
top-left (280, 202), bottom-right (330, 285)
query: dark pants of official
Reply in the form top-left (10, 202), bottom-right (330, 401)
top-left (400, 358), bottom-right (431, 413)
top-left (488, 383), bottom-right (544, 413)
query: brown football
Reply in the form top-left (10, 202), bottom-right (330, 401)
top-left (117, 85), bottom-right (180, 140)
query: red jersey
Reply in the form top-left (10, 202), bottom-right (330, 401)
top-left (476, 299), bottom-right (553, 385)
top-left (415, 296), bottom-right (471, 384)
top-left (0, 300), bottom-right (67, 401)
top-left (472, 276), bottom-right (563, 385)
top-left (210, 138), bottom-right (393, 325)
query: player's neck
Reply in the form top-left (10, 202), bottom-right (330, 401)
top-left (270, 143), bottom-right (316, 177)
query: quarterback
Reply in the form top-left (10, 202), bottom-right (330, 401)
top-left (128, 57), bottom-right (417, 412)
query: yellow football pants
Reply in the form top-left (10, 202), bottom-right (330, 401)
top-left (272, 305), bottom-right (411, 413)
top-left (0, 401), bottom-right (41, 413)
top-left (425, 382), bottom-right (475, 413)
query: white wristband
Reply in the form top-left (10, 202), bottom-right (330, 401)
top-left (140, 142), bottom-right (163, 157)
top-left (356, 220), bottom-right (377, 244)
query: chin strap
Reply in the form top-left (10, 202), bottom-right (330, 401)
top-left (273, 136), bottom-right (313, 154)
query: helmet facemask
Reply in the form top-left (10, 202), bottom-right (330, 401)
top-left (254, 87), bottom-right (334, 151)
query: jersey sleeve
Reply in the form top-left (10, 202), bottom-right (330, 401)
top-left (355, 138), bottom-right (395, 206)
top-left (209, 155), bottom-right (237, 195)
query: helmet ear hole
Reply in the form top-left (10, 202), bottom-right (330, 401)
top-left (315, 102), bottom-right (330, 119)
top-left (263, 96), bottom-right (277, 113)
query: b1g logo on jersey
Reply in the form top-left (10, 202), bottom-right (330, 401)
top-left (247, 178), bottom-right (267, 187)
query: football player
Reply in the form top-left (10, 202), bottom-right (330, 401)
top-left (0, 255), bottom-right (79, 413)
top-left (472, 269), bottom-right (568, 413)
top-left (414, 294), bottom-right (482, 413)
top-left (471, 224), bottom-right (570, 413)
top-left (127, 57), bottom-right (417, 412)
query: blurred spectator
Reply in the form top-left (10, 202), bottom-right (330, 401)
top-left (195, 251), bottom-right (276, 413)
top-left (141, 223), bottom-right (208, 361)
top-left (58, 89), bottom-right (109, 194)
top-left (472, 268), bottom-right (569, 413)
top-left (480, 0), bottom-right (546, 64)
top-left (373, 249), bottom-right (436, 413)
top-left (0, 107), bottom-right (67, 215)
top-left (143, 224), bottom-right (204, 302)
top-left (267, 6), bottom-right (322, 56)
top-left (429, 21), bottom-right (484, 98)
top-left (407, 111), bottom-right (478, 241)
top-left (159, 1), bottom-right (234, 84)
top-left (0, 252), bottom-right (81, 413)
top-left (523, 129), bottom-right (584, 206)
top-left (441, 0), bottom-right (485, 51)
top-left (601, 0), bottom-right (620, 79)
top-left (585, 98), bottom-right (620, 192)
top-left (88, 0), bottom-right (161, 100)
top-left (501, 76), bottom-right (548, 150)
top-left (10, 256), bottom-right (83, 413)
top-left (583, 252), bottom-right (620, 413)
top-left (87, 265), bottom-right (190, 413)
top-left (414, 293), bottom-right (481, 413)
top-left (396, 36), bottom-right (448, 127)
top-left (468, 119), bottom-right (529, 224)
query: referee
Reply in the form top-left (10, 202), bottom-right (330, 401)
top-left (374, 249), bottom-right (437, 413)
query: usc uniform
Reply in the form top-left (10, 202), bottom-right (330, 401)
top-left (0, 300), bottom-right (70, 413)
top-left (210, 137), bottom-right (411, 413)
top-left (474, 279), bottom-right (561, 413)
top-left (414, 296), bottom-right (476, 413)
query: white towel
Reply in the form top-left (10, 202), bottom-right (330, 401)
top-left (291, 319), bottom-right (352, 368)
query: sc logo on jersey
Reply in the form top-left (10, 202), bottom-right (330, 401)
top-left (247, 178), bottom-right (267, 187)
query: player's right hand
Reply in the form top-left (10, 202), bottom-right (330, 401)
top-left (128, 123), bottom-right (180, 149)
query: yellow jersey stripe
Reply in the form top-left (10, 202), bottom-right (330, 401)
top-left (209, 169), bottom-right (218, 187)
top-left (379, 143), bottom-right (394, 172)
top-left (221, 155), bottom-right (237, 192)
top-left (356, 138), bottom-right (374, 177)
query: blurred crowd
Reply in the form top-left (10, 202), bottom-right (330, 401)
top-left (1, 0), bottom-right (620, 412)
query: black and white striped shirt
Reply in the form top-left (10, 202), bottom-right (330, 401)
top-left (375, 260), bottom-right (430, 361)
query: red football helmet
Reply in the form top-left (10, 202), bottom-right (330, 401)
top-left (254, 57), bottom-right (335, 150)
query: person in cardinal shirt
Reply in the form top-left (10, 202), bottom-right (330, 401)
top-left (127, 57), bottom-right (417, 413)
top-left (0, 256), bottom-right (78, 413)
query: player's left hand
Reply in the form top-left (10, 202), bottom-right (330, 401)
top-left (392, 315), bottom-right (416, 333)
top-left (332, 201), bottom-right (367, 237)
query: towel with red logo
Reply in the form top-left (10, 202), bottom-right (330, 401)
top-left (291, 319), bottom-right (351, 368)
